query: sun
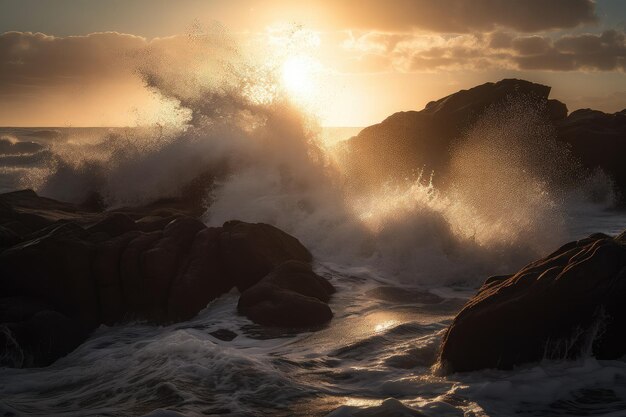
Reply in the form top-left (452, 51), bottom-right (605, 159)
top-left (280, 55), bottom-right (318, 102)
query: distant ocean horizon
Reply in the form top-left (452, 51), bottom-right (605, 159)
top-left (0, 125), bottom-right (364, 143)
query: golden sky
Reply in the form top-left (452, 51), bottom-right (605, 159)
top-left (0, 0), bottom-right (625, 126)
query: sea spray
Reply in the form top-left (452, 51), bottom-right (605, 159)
top-left (4, 34), bottom-right (616, 288)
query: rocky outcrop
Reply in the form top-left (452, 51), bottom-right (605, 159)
top-left (341, 78), bottom-right (626, 203)
top-left (0, 190), bottom-right (334, 368)
top-left (338, 79), bottom-right (566, 190)
top-left (438, 231), bottom-right (626, 374)
top-left (556, 108), bottom-right (626, 202)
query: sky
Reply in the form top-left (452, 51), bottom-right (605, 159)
top-left (0, 0), bottom-right (625, 127)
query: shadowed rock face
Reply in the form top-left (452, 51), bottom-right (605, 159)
top-left (341, 78), bottom-right (626, 203)
top-left (338, 79), bottom-right (566, 190)
top-left (438, 231), bottom-right (626, 374)
top-left (238, 260), bottom-right (335, 327)
top-left (0, 190), bottom-right (332, 368)
top-left (556, 108), bottom-right (626, 202)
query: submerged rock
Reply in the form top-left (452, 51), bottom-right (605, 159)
top-left (438, 231), bottom-right (626, 374)
top-left (209, 328), bottom-right (238, 341)
top-left (0, 190), bottom-right (332, 367)
top-left (327, 398), bottom-right (425, 417)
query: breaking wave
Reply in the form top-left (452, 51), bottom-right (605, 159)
top-left (1, 32), bottom-right (616, 289)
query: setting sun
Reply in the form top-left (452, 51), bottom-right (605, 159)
top-left (280, 55), bottom-right (319, 103)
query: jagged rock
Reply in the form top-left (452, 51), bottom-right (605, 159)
top-left (0, 190), bottom-right (332, 368)
top-left (556, 108), bottom-right (626, 202)
top-left (219, 221), bottom-right (313, 291)
top-left (438, 231), bottom-right (626, 374)
top-left (0, 225), bottom-right (20, 249)
top-left (1, 310), bottom-right (87, 368)
top-left (238, 260), bottom-right (335, 327)
top-left (93, 231), bottom-right (140, 325)
top-left (547, 99), bottom-right (568, 121)
top-left (86, 213), bottom-right (138, 237)
top-left (0, 222), bottom-right (99, 326)
top-left (339, 79), bottom-right (564, 190)
top-left (167, 227), bottom-right (230, 321)
top-left (341, 78), bottom-right (626, 203)
top-left (0, 297), bottom-right (50, 323)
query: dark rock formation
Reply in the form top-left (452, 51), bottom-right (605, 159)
top-left (1, 310), bottom-right (88, 368)
top-left (438, 231), bottom-right (626, 374)
top-left (0, 190), bottom-right (333, 368)
top-left (219, 221), bottom-right (313, 291)
top-left (328, 398), bottom-right (425, 417)
top-left (238, 260), bottom-right (335, 327)
top-left (209, 328), bottom-right (238, 341)
top-left (556, 108), bottom-right (626, 202)
top-left (341, 78), bottom-right (626, 203)
top-left (338, 79), bottom-right (566, 190)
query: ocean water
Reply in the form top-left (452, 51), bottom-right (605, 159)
top-left (1, 49), bottom-right (625, 416)
top-left (1, 122), bottom-right (625, 417)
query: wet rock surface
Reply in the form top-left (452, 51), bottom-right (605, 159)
top-left (238, 260), bottom-right (335, 327)
top-left (340, 79), bottom-right (565, 190)
top-left (556, 108), bottom-right (626, 202)
top-left (0, 190), bottom-right (333, 367)
top-left (439, 231), bottom-right (626, 373)
top-left (343, 79), bottom-right (626, 203)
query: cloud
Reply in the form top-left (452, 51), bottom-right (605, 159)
top-left (0, 30), bottom-right (242, 99)
top-left (0, 30), bottom-right (241, 125)
top-left (0, 32), bottom-right (146, 95)
top-left (511, 36), bottom-right (552, 56)
top-left (339, 30), bottom-right (626, 73)
top-left (3, 27), bottom-right (625, 97)
top-left (489, 32), bottom-right (514, 49)
top-left (516, 30), bottom-right (626, 71)
top-left (321, 0), bottom-right (597, 33)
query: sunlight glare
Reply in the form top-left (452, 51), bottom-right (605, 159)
top-left (281, 55), bottom-right (318, 102)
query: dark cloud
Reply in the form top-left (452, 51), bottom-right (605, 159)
top-left (489, 32), bottom-right (514, 49)
top-left (325, 0), bottom-right (597, 33)
top-left (0, 32), bottom-right (146, 95)
top-left (2, 27), bottom-right (625, 102)
top-left (341, 30), bottom-right (626, 72)
top-left (516, 30), bottom-right (626, 71)
top-left (0, 31), bottom-right (235, 98)
top-left (515, 53), bottom-right (577, 71)
top-left (512, 36), bottom-right (552, 56)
